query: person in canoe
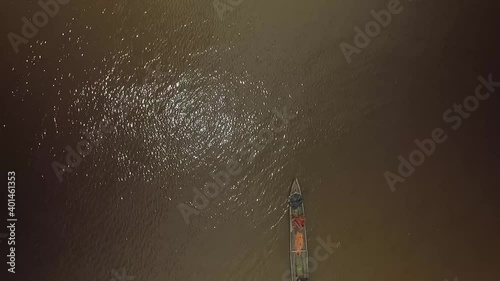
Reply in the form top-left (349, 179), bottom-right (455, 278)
top-left (292, 215), bottom-right (305, 229)
top-left (294, 232), bottom-right (304, 254)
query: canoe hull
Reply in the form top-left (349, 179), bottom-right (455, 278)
top-left (289, 179), bottom-right (309, 281)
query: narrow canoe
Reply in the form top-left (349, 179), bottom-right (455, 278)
top-left (289, 179), bottom-right (309, 281)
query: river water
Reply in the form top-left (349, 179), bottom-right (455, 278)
top-left (2, 0), bottom-right (500, 281)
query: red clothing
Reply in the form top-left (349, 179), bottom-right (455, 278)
top-left (292, 216), bottom-right (305, 228)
